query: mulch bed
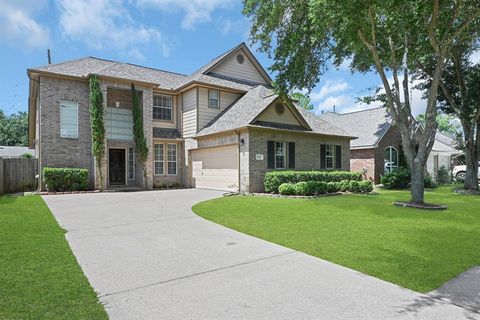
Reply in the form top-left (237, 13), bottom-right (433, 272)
top-left (393, 201), bottom-right (447, 210)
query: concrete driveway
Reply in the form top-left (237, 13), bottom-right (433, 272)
top-left (43, 189), bottom-right (479, 320)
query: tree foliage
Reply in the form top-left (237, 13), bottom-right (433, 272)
top-left (131, 84), bottom-right (148, 188)
top-left (291, 92), bottom-right (314, 110)
top-left (243, 0), bottom-right (480, 203)
top-left (0, 110), bottom-right (28, 146)
top-left (89, 75), bottom-right (105, 190)
top-left (417, 113), bottom-right (460, 136)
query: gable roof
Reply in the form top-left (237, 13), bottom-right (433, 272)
top-left (29, 57), bottom-right (188, 89)
top-left (432, 132), bottom-right (457, 153)
top-left (191, 42), bottom-right (272, 85)
top-left (196, 86), bottom-right (353, 138)
top-left (320, 107), bottom-right (392, 148)
top-left (28, 43), bottom-right (270, 93)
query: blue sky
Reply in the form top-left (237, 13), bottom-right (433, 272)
top-left (0, 0), bottom-right (411, 116)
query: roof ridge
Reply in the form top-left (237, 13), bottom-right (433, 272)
top-left (334, 106), bottom-right (387, 116)
top-left (191, 42), bottom-right (245, 76)
top-left (86, 56), bottom-right (188, 76)
top-left (32, 56), bottom-right (92, 70)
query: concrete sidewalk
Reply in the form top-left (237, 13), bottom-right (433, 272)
top-left (43, 189), bottom-right (479, 319)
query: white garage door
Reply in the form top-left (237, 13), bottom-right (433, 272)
top-left (191, 145), bottom-right (238, 192)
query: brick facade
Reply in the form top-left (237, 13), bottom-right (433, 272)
top-left (349, 125), bottom-right (402, 183)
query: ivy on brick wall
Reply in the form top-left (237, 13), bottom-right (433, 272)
top-left (131, 83), bottom-right (148, 188)
top-left (89, 75), bottom-right (105, 190)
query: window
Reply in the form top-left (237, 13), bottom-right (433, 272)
top-left (153, 94), bottom-right (173, 121)
top-left (128, 147), bottom-right (135, 180)
top-left (275, 141), bottom-right (285, 169)
top-left (167, 144), bottom-right (177, 175)
top-left (384, 146), bottom-right (398, 173)
top-left (325, 145), bottom-right (335, 169)
top-left (154, 144), bottom-right (164, 175)
top-left (208, 90), bottom-right (220, 108)
top-left (60, 100), bottom-right (78, 138)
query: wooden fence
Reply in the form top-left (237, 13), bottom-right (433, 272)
top-left (0, 158), bottom-right (38, 195)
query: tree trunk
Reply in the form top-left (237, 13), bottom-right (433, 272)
top-left (463, 123), bottom-right (478, 190)
top-left (410, 160), bottom-right (425, 203)
top-left (464, 141), bottom-right (478, 190)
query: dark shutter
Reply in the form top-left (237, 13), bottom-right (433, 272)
top-left (267, 141), bottom-right (275, 169)
top-left (320, 144), bottom-right (326, 169)
top-left (288, 142), bottom-right (295, 169)
top-left (335, 145), bottom-right (342, 169)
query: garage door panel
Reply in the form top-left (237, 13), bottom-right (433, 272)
top-left (191, 145), bottom-right (238, 191)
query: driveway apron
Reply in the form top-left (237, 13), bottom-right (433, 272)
top-left (43, 189), bottom-right (479, 320)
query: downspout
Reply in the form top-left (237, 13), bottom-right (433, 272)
top-left (234, 130), bottom-right (241, 193)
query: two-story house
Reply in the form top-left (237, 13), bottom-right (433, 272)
top-left (27, 43), bottom-right (355, 192)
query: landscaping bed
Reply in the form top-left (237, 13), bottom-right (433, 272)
top-left (193, 186), bottom-right (480, 293)
top-left (0, 195), bottom-right (107, 319)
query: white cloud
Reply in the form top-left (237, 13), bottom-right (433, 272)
top-left (315, 95), bottom-right (353, 114)
top-left (218, 17), bottom-right (249, 37)
top-left (0, 1), bottom-right (50, 49)
top-left (58, 0), bottom-right (170, 59)
top-left (137, 0), bottom-right (236, 30)
top-left (310, 80), bottom-right (350, 102)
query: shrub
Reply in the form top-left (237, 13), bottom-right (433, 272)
top-left (380, 167), bottom-right (410, 189)
top-left (437, 165), bottom-right (452, 185)
top-left (294, 181), bottom-right (309, 195)
top-left (339, 180), bottom-right (350, 192)
top-left (358, 180), bottom-right (374, 193)
top-left (348, 180), bottom-right (361, 193)
top-left (20, 153), bottom-right (33, 159)
top-left (278, 183), bottom-right (296, 195)
top-left (264, 170), bottom-right (362, 193)
top-left (313, 181), bottom-right (328, 194)
top-left (43, 167), bottom-right (89, 192)
top-left (424, 172), bottom-right (437, 188)
top-left (326, 181), bottom-right (340, 193)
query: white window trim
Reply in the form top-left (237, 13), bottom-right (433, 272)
top-left (128, 147), bottom-right (135, 180)
top-left (208, 89), bottom-right (220, 109)
top-left (154, 143), bottom-right (165, 176)
top-left (325, 144), bottom-right (335, 169)
top-left (60, 100), bottom-right (79, 139)
top-left (274, 141), bottom-right (286, 169)
top-left (167, 143), bottom-right (177, 176)
top-left (153, 94), bottom-right (173, 122)
top-left (384, 146), bottom-right (399, 173)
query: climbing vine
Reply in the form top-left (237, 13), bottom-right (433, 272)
top-left (89, 75), bottom-right (105, 190)
top-left (131, 83), bottom-right (148, 188)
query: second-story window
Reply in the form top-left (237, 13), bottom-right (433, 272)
top-left (153, 94), bottom-right (173, 121)
top-left (208, 89), bottom-right (220, 108)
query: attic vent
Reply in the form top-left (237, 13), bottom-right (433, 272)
top-left (236, 54), bottom-right (245, 64)
top-left (275, 102), bottom-right (285, 115)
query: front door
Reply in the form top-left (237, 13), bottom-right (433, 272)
top-left (109, 149), bottom-right (126, 186)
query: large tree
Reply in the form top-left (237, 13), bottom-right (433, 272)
top-left (243, 0), bottom-right (480, 203)
top-left (0, 110), bottom-right (28, 146)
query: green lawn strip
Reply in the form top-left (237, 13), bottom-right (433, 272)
top-left (0, 195), bottom-right (107, 320)
top-left (193, 186), bottom-right (480, 293)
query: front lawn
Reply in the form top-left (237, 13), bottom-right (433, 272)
top-left (0, 195), bottom-right (107, 319)
top-left (193, 186), bottom-right (480, 293)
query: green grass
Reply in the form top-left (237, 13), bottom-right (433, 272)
top-left (0, 195), bottom-right (107, 320)
top-left (193, 186), bottom-right (480, 293)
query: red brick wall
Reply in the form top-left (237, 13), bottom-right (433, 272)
top-left (374, 125), bottom-right (403, 183)
top-left (350, 148), bottom-right (375, 181)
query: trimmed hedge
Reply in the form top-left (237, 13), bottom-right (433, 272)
top-left (278, 179), bottom-right (373, 196)
top-left (43, 167), bottom-right (89, 192)
top-left (264, 170), bottom-right (362, 193)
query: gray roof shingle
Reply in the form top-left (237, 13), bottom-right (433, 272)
top-left (197, 86), bottom-right (354, 138)
top-left (320, 107), bottom-right (391, 148)
top-left (153, 128), bottom-right (181, 139)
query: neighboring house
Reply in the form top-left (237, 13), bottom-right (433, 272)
top-left (0, 146), bottom-right (35, 158)
top-left (28, 43), bottom-right (354, 192)
top-left (321, 107), bottom-right (458, 183)
top-left (321, 107), bottom-right (402, 183)
top-left (425, 132), bottom-right (458, 179)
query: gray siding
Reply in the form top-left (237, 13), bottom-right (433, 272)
top-left (210, 48), bottom-right (268, 84)
top-left (182, 89), bottom-right (197, 138)
top-left (197, 88), bottom-right (240, 131)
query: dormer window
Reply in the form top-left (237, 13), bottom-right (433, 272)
top-left (208, 89), bottom-right (220, 109)
top-left (153, 94), bottom-right (173, 121)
